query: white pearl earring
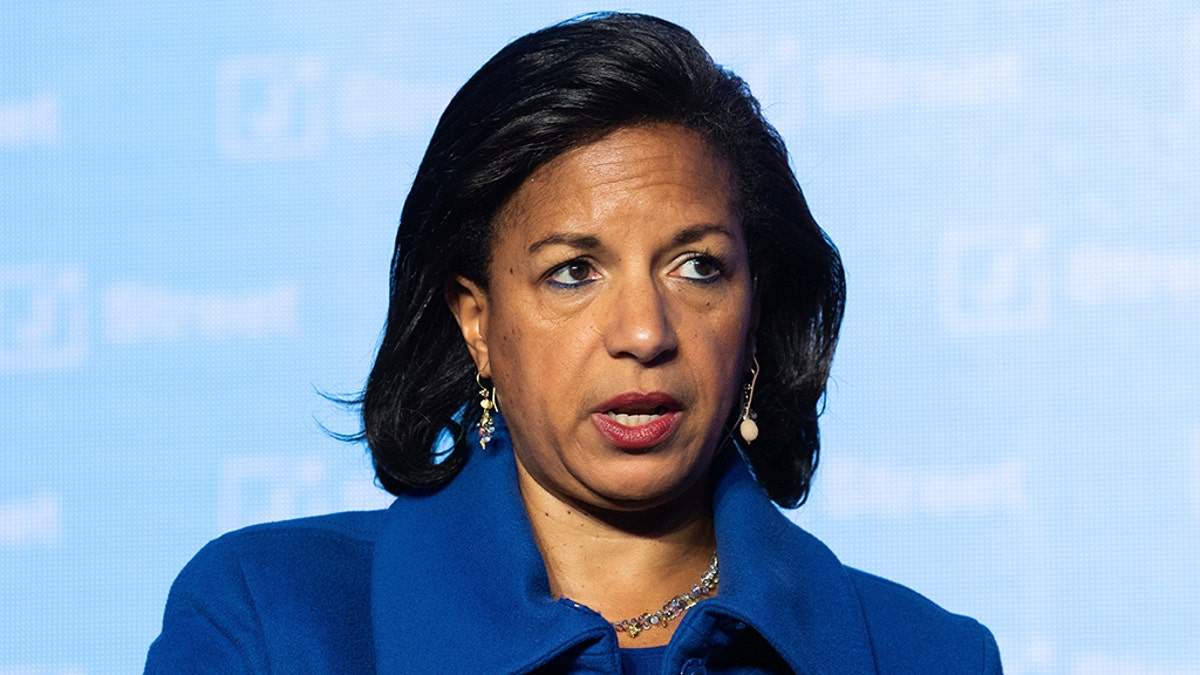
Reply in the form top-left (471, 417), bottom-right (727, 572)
top-left (739, 357), bottom-right (760, 443)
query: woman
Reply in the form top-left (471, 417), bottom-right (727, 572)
top-left (147, 13), bottom-right (1002, 674)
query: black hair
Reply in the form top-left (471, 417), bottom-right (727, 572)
top-left (350, 12), bottom-right (845, 508)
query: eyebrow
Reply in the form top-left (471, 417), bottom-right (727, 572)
top-left (527, 233), bottom-right (602, 254)
top-left (672, 223), bottom-right (733, 245)
top-left (526, 224), bottom-right (733, 255)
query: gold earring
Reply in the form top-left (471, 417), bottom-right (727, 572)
top-left (476, 373), bottom-right (497, 449)
top-left (739, 357), bottom-right (760, 443)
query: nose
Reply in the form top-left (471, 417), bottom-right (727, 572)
top-left (602, 277), bottom-right (679, 364)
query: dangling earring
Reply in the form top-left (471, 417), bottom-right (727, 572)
top-left (739, 357), bottom-right (760, 443)
top-left (476, 373), bottom-right (498, 449)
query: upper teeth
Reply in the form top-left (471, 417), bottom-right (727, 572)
top-left (607, 412), bottom-right (662, 426)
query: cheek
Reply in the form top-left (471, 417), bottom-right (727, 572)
top-left (489, 310), bottom-right (578, 414)
top-left (702, 295), bottom-right (753, 350)
top-left (705, 305), bottom-right (754, 400)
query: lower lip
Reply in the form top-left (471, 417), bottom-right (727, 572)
top-left (590, 411), bottom-right (681, 449)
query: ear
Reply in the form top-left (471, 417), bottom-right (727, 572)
top-left (445, 275), bottom-right (492, 378)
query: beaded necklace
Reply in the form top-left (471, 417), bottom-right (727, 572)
top-left (611, 553), bottom-right (719, 638)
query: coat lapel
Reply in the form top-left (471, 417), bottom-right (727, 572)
top-left (370, 426), bottom-right (618, 673)
top-left (699, 449), bottom-right (877, 674)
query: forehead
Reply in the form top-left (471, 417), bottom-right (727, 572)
top-left (493, 124), bottom-right (739, 238)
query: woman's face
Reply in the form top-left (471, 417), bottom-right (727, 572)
top-left (449, 124), bottom-right (755, 513)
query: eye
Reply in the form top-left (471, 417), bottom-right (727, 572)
top-left (547, 259), bottom-right (599, 288)
top-left (673, 254), bottom-right (723, 282)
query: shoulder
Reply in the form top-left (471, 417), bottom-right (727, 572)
top-left (178, 509), bottom-right (385, 599)
top-left (145, 510), bottom-right (387, 673)
top-left (200, 509), bottom-right (386, 563)
top-left (845, 567), bottom-right (1003, 673)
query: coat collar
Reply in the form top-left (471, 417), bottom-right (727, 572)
top-left (700, 449), bottom-right (877, 674)
top-left (371, 426), bottom-right (876, 673)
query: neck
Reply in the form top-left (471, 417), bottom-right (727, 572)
top-left (514, 455), bottom-right (717, 648)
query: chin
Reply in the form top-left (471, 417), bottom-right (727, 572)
top-left (584, 465), bottom-right (704, 512)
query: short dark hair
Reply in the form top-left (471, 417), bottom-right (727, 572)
top-left (351, 12), bottom-right (845, 508)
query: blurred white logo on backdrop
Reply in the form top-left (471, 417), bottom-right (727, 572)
top-left (218, 56), bottom-right (327, 159)
top-left (0, 492), bottom-right (61, 548)
top-left (1066, 246), bottom-right (1200, 306)
top-left (218, 455), bottom-right (392, 533)
top-left (337, 71), bottom-right (452, 139)
top-left (0, 91), bottom-right (59, 147)
top-left (102, 282), bottom-right (298, 343)
top-left (938, 227), bottom-right (1050, 334)
top-left (818, 52), bottom-right (1021, 112)
top-left (0, 266), bottom-right (88, 372)
top-left (815, 456), bottom-right (1026, 518)
top-left (1, 268), bottom-right (300, 370)
top-left (217, 55), bottom-right (456, 158)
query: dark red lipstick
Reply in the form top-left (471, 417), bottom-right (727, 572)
top-left (591, 392), bottom-right (682, 449)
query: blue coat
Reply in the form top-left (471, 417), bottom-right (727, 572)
top-left (146, 432), bottom-right (1002, 673)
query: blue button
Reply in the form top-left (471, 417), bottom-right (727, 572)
top-left (680, 657), bottom-right (707, 674)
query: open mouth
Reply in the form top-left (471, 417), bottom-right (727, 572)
top-left (591, 393), bottom-right (683, 448)
top-left (604, 405), bottom-right (671, 427)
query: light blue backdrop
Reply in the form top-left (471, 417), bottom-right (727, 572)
top-left (3, 2), bottom-right (1198, 673)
